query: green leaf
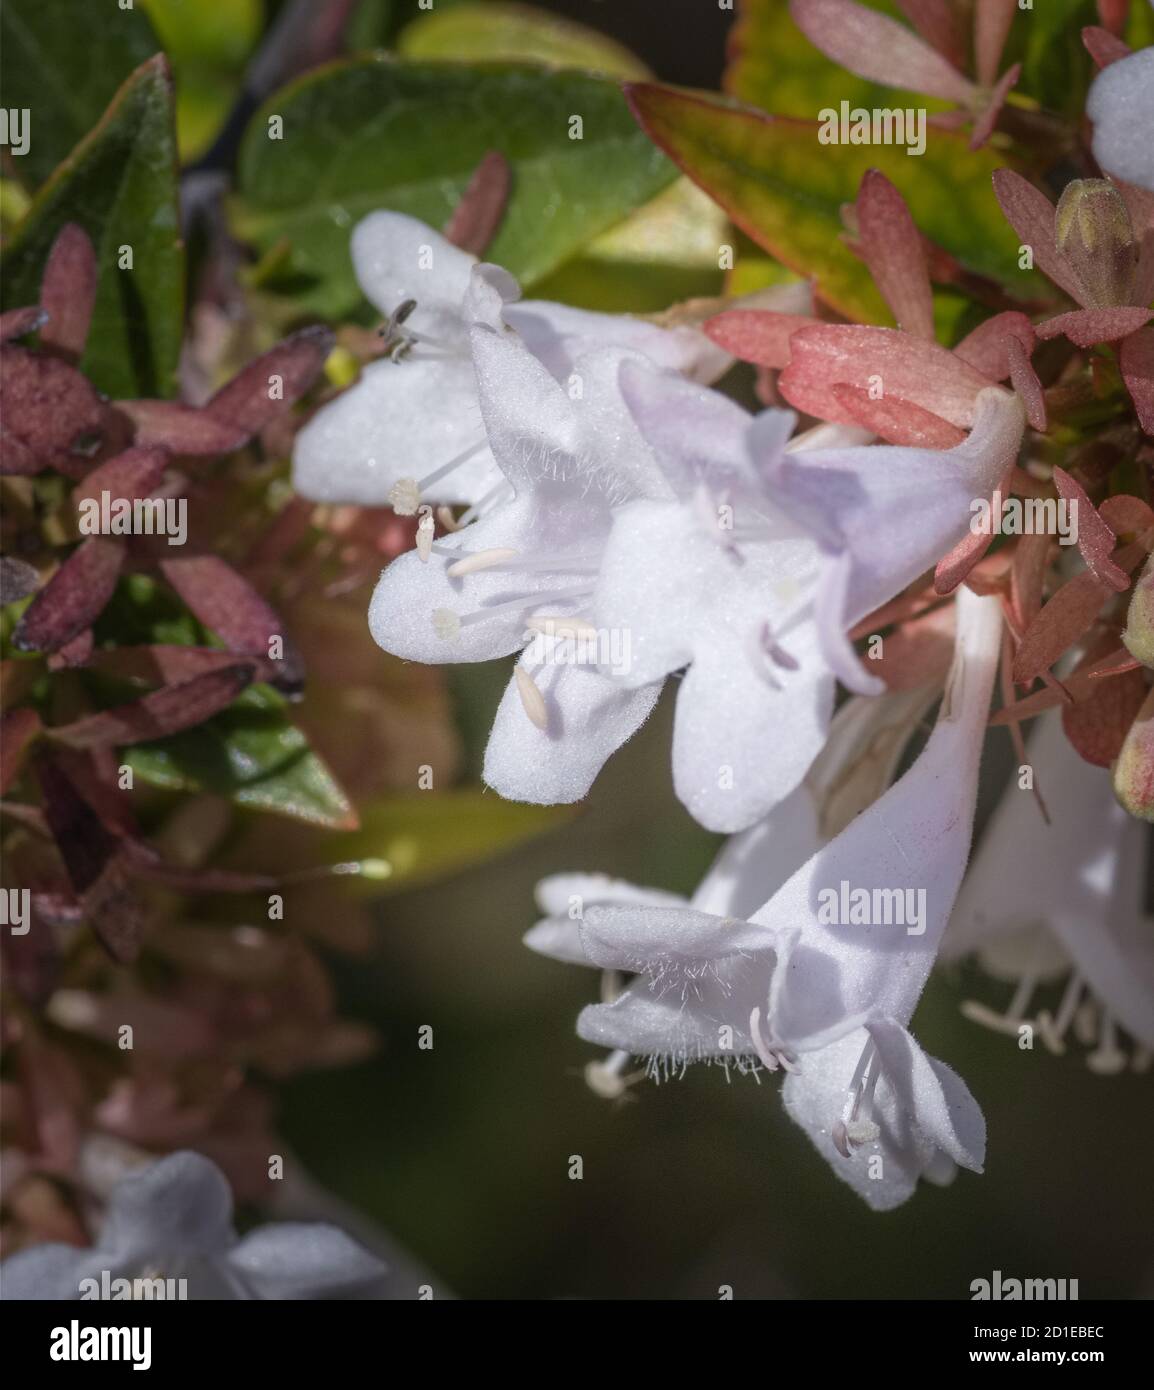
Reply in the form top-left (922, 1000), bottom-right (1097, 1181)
top-left (397, 1), bottom-right (650, 79)
top-left (141, 0), bottom-right (263, 160)
top-left (725, 0), bottom-right (944, 117)
top-left (1011, 0), bottom-right (1097, 116)
top-left (529, 176), bottom-right (726, 312)
top-left (299, 789), bottom-right (573, 894)
top-left (0, 56), bottom-right (184, 399)
top-left (0, 0), bottom-right (160, 187)
top-left (124, 685), bottom-right (357, 830)
top-left (232, 58), bottom-right (676, 316)
top-left (627, 83), bottom-right (1037, 324)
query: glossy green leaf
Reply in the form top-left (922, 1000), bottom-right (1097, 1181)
top-left (125, 684), bottom-right (357, 830)
top-left (530, 176), bottom-right (726, 312)
top-left (0, 56), bottom-right (184, 399)
top-left (300, 789), bottom-right (573, 895)
top-left (0, 0), bottom-right (160, 187)
top-left (627, 82), bottom-right (1036, 324)
top-left (397, 2), bottom-right (650, 79)
top-left (232, 58), bottom-right (676, 316)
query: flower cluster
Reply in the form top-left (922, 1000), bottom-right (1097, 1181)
top-left (295, 10), bottom-right (1154, 1209)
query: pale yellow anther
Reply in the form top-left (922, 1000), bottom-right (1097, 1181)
top-left (514, 664), bottom-right (549, 730)
top-left (446, 547), bottom-right (518, 578)
top-left (389, 478), bottom-right (421, 515)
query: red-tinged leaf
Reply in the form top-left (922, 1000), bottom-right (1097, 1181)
top-left (969, 62), bottom-right (1019, 151)
top-left (47, 629), bottom-right (94, 670)
top-left (896, 0), bottom-right (967, 67)
top-left (992, 170), bottom-right (1087, 305)
top-left (117, 400), bottom-right (249, 455)
top-left (704, 309), bottom-right (819, 367)
top-left (974, 0), bottom-right (1017, 86)
top-left (48, 664), bottom-right (255, 749)
top-left (0, 708), bottom-right (42, 794)
top-left (1006, 334), bottom-right (1046, 430)
top-left (36, 756), bottom-right (119, 896)
top-left (1012, 570), bottom-right (1111, 683)
top-left (875, 603), bottom-right (956, 689)
top-left (624, 82), bottom-right (1012, 324)
top-left (848, 584), bottom-right (942, 641)
top-left (952, 311), bottom-right (1035, 380)
top-left (779, 324), bottom-right (992, 426)
top-left (789, 0), bottom-right (975, 102)
top-left (1010, 529), bottom-right (1052, 630)
top-left (0, 346), bottom-right (110, 475)
top-left (71, 444), bottom-right (168, 507)
top-left (996, 626), bottom-right (1034, 803)
top-left (1114, 686), bottom-right (1154, 818)
top-left (1120, 326), bottom-right (1154, 435)
top-left (856, 170), bottom-right (935, 339)
top-left (83, 856), bottom-right (151, 963)
top-left (1036, 306), bottom-right (1152, 347)
top-left (1087, 647), bottom-right (1141, 679)
top-left (159, 555), bottom-right (304, 693)
top-left (206, 325), bottom-right (334, 438)
top-left (84, 644), bottom-right (277, 687)
top-left (936, 469), bottom-right (1015, 593)
top-left (1100, 493), bottom-right (1154, 536)
top-left (1052, 467), bottom-right (1128, 591)
top-left (0, 555), bottom-right (40, 605)
top-left (122, 841), bottom-right (277, 893)
top-left (831, 382), bottom-right (966, 446)
top-left (936, 527), bottom-right (995, 595)
top-left (1063, 664), bottom-right (1147, 766)
top-left (443, 150), bottom-right (512, 257)
top-left (0, 307), bottom-right (47, 342)
top-left (39, 224), bottom-right (98, 361)
top-left (55, 747), bottom-right (138, 838)
top-left (991, 667), bottom-right (1134, 725)
top-left (12, 538), bottom-right (123, 654)
top-left (1083, 23), bottom-right (1132, 67)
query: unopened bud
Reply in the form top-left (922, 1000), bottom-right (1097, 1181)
top-left (1054, 179), bottom-right (1138, 308)
top-left (1114, 686), bottom-right (1154, 821)
top-left (1123, 554), bottom-right (1154, 667)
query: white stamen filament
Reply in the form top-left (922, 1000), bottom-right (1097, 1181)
top-left (388, 438), bottom-right (489, 515)
top-left (432, 583), bottom-right (593, 640)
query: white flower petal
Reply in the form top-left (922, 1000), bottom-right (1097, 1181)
top-left (766, 388), bottom-right (1025, 628)
top-left (292, 356), bottom-right (498, 505)
top-left (671, 632), bottom-right (835, 832)
top-left (227, 1224), bottom-right (388, 1300)
top-left (765, 588), bottom-right (1002, 1043)
top-left (482, 659), bottom-right (660, 805)
top-left (351, 210), bottom-right (477, 332)
top-left (1087, 47), bottom-right (1154, 195)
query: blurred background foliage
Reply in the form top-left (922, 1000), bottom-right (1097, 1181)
top-left (2, 0), bottom-right (1151, 1297)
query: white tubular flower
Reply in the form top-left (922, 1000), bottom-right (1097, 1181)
top-left (1087, 43), bottom-right (1154, 196)
top-left (756, 586), bottom-right (1003, 1209)
top-left (0, 1151), bottom-right (388, 1300)
top-left (762, 387), bottom-right (1025, 697)
top-left (592, 365), bottom-right (1021, 833)
top-left (525, 784), bottom-right (821, 1079)
top-left (291, 211), bottom-right (782, 507)
top-left (944, 707), bottom-right (1154, 1073)
top-left (368, 268), bottom-right (676, 805)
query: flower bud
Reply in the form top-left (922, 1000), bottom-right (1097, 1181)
top-left (1123, 553), bottom-right (1154, 668)
top-left (1114, 686), bottom-right (1154, 822)
top-left (1054, 178), bottom-right (1139, 308)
